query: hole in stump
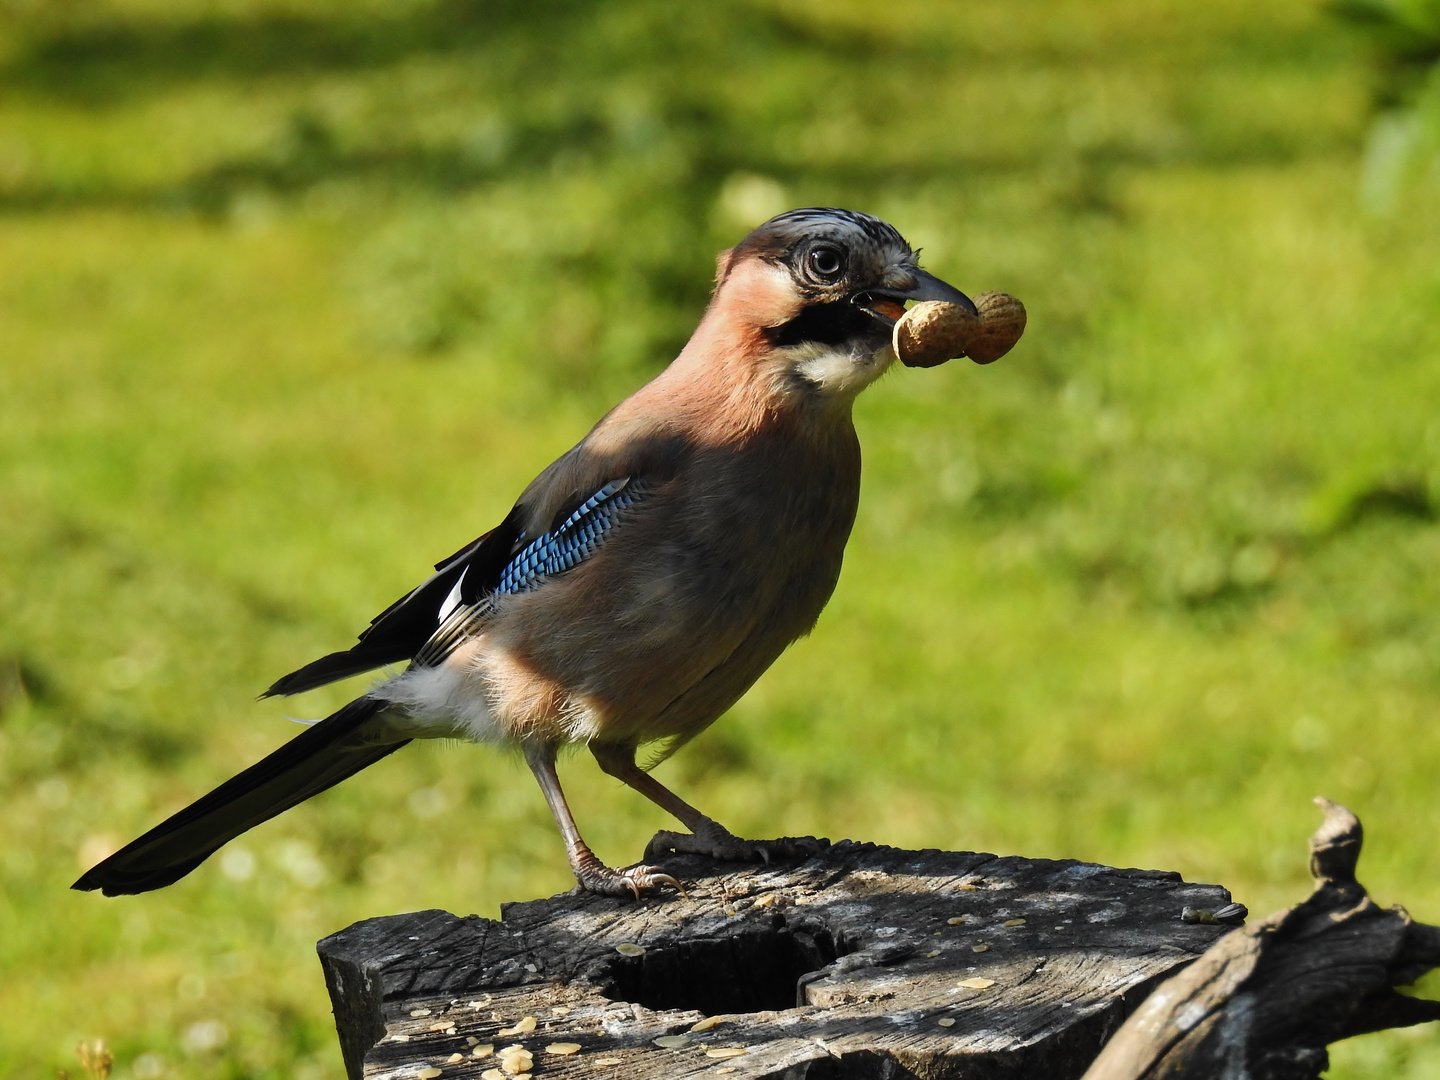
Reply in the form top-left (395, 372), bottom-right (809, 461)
top-left (598, 915), bottom-right (847, 1015)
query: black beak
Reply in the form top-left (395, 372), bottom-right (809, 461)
top-left (852, 267), bottom-right (978, 325)
top-left (899, 269), bottom-right (978, 314)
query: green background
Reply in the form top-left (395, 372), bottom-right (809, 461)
top-left (3, 0), bottom-right (1439, 1076)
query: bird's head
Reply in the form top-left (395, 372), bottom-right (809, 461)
top-left (700, 207), bottom-right (975, 404)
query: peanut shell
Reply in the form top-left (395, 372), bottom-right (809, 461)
top-left (893, 300), bottom-right (979, 368)
top-left (966, 291), bottom-right (1026, 364)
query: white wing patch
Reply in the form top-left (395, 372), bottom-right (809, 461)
top-left (437, 567), bottom-right (468, 624)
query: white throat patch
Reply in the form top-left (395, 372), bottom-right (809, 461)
top-left (790, 341), bottom-right (896, 399)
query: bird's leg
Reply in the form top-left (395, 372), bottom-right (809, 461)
top-left (589, 741), bottom-right (824, 867)
top-left (522, 738), bottom-right (681, 899)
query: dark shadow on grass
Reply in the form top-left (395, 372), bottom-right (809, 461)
top-left (0, 101), bottom-right (1000, 218)
top-left (0, 0), bottom-right (886, 106)
top-left (1333, 477), bottom-right (1435, 530)
top-left (0, 0), bottom-right (895, 214)
top-left (1, 0), bottom-right (590, 104)
top-left (0, 0), bottom-right (1345, 216)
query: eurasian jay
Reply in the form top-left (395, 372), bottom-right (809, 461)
top-left (74, 208), bottom-right (978, 898)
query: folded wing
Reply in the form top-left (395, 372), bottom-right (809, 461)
top-left (263, 478), bottom-right (647, 697)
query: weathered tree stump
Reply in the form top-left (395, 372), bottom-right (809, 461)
top-left (318, 840), bottom-right (1242, 1079)
top-left (1081, 798), bottom-right (1440, 1080)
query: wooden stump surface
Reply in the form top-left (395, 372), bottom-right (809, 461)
top-left (318, 840), bottom-right (1240, 1080)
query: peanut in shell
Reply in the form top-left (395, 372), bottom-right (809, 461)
top-left (893, 301), bottom-right (979, 368)
top-left (892, 292), bottom-right (1027, 368)
top-left (966, 291), bottom-right (1027, 364)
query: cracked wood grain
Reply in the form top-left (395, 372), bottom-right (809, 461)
top-left (319, 840), bottom-right (1238, 1079)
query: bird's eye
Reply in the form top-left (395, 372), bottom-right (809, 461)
top-left (807, 245), bottom-right (844, 279)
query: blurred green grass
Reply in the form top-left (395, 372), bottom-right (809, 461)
top-left (3, 0), bottom-right (1440, 1076)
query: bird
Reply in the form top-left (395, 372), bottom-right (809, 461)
top-left (73, 207), bottom-right (979, 899)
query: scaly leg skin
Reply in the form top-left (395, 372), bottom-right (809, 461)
top-left (589, 742), bottom-right (826, 868)
top-left (524, 739), bottom-right (681, 899)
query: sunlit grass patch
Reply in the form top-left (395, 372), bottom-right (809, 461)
top-left (2, 0), bottom-right (1439, 1076)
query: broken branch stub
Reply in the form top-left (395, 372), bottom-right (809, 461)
top-left (1081, 797), bottom-right (1440, 1080)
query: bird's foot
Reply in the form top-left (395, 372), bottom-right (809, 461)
top-left (645, 817), bottom-right (827, 866)
top-left (571, 852), bottom-right (684, 899)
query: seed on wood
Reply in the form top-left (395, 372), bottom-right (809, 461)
top-left (466, 1036), bottom-right (480, 1046)
top-left (388, 1034), bottom-right (410, 1043)
top-left (545, 1043), bottom-right (582, 1055)
top-left (447, 1053), bottom-right (464, 1063)
top-left (550, 1006), bottom-right (571, 1016)
top-left (1004, 918), bottom-right (1027, 927)
top-left (471, 1044), bottom-right (494, 1058)
top-left (481, 1070), bottom-right (506, 1080)
top-left (926, 950), bottom-right (942, 958)
top-left (497, 1016), bottom-right (537, 1036)
top-left (653, 1034), bottom-right (691, 1048)
top-left (947, 917), bottom-right (965, 925)
top-left (957, 977), bottom-right (996, 989)
top-left (615, 943), bottom-right (645, 957)
top-left (411, 1008), bottom-right (433, 1018)
top-left (706, 1047), bottom-right (748, 1058)
top-left (416, 1069), bottom-right (442, 1079)
top-left (957, 883), bottom-right (979, 891)
top-left (429, 1022), bottom-right (450, 1031)
top-left (499, 1047), bottom-right (534, 1074)
top-left (753, 893), bottom-right (776, 908)
top-left (594, 1058), bottom-right (623, 1066)
top-left (689, 1016), bottom-right (727, 1032)
top-left (972, 944), bottom-right (989, 953)
top-left (938, 1018), bottom-right (957, 1027)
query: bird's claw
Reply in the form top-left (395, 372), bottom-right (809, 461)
top-left (645, 818), bottom-right (826, 866)
top-left (573, 859), bottom-right (685, 899)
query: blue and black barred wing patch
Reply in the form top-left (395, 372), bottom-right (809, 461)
top-left (412, 478), bottom-right (647, 667)
top-left (495, 478), bottom-right (646, 594)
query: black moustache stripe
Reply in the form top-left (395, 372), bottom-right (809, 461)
top-left (766, 300), bottom-right (883, 348)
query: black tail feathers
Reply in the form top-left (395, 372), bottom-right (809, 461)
top-left (73, 697), bottom-right (408, 896)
